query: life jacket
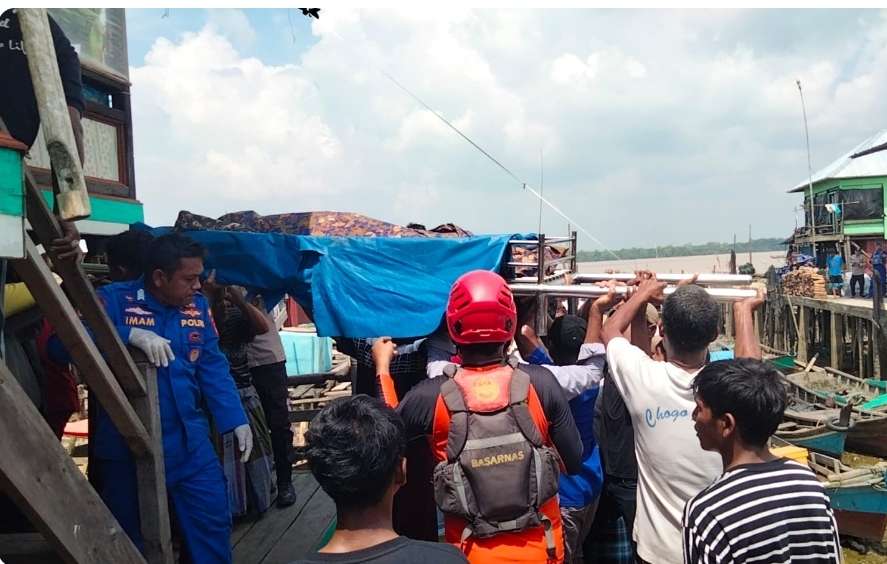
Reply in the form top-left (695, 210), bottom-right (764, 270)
top-left (431, 359), bottom-right (563, 563)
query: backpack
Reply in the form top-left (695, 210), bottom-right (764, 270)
top-left (432, 359), bottom-right (561, 558)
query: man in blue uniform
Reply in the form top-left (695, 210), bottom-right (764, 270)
top-left (93, 233), bottom-right (251, 563)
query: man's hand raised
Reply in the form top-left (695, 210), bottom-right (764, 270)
top-left (637, 277), bottom-right (667, 306)
top-left (372, 337), bottom-right (397, 373)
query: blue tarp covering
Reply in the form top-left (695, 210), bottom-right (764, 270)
top-left (142, 226), bottom-right (520, 338)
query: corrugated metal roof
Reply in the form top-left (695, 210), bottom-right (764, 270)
top-left (790, 129), bottom-right (887, 192)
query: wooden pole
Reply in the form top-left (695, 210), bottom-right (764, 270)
top-left (856, 317), bottom-right (865, 378)
top-left (0, 361), bottom-right (145, 564)
top-left (11, 237), bottom-right (152, 457)
top-left (829, 312), bottom-right (844, 370)
top-left (24, 169), bottom-right (147, 399)
top-left (130, 355), bottom-right (174, 564)
top-left (797, 305), bottom-right (808, 362)
top-left (17, 9), bottom-right (90, 220)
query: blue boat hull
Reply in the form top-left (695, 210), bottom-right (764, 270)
top-left (782, 430), bottom-right (847, 458)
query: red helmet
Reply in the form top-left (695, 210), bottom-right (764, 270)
top-left (446, 270), bottom-right (517, 345)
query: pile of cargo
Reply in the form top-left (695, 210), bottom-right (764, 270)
top-left (782, 267), bottom-right (828, 298)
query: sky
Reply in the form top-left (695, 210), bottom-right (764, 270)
top-left (124, 8), bottom-right (887, 253)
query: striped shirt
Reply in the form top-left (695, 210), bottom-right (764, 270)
top-left (682, 458), bottom-right (841, 564)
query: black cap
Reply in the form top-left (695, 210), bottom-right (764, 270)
top-left (548, 314), bottom-right (587, 365)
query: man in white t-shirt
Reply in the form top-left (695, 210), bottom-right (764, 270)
top-left (600, 276), bottom-right (762, 564)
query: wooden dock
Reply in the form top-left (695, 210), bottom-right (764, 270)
top-left (761, 292), bottom-right (887, 380)
top-left (232, 469), bottom-right (335, 564)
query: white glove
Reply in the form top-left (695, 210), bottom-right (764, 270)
top-left (128, 327), bottom-right (175, 368)
top-left (234, 424), bottom-right (253, 463)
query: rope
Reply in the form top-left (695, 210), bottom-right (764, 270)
top-left (381, 71), bottom-right (621, 260)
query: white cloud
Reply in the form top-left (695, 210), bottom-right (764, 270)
top-left (206, 9), bottom-right (256, 46)
top-left (130, 9), bottom-right (887, 249)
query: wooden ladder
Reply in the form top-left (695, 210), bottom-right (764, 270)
top-left (0, 9), bottom-right (172, 564)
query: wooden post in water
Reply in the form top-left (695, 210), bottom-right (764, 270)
top-left (798, 306), bottom-right (808, 363)
top-left (829, 312), bottom-right (844, 370)
top-left (856, 317), bottom-right (865, 378)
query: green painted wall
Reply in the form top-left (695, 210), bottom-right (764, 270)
top-left (802, 175), bottom-right (887, 237)
top-left (0, 147), bottom-right (24, 217)
top-left (40, 190), bottom-right (144, 225)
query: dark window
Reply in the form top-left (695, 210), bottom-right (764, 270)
top-left (841, 188), bottom-right (884, 221)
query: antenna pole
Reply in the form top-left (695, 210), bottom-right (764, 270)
top-left (797, 79), bottom-right (817, 262)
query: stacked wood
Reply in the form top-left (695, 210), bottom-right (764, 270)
top-left (783, 267), bottom-right (828, 298)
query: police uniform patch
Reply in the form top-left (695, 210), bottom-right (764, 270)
top-left (188, 331), bottom-right (202, 343)
top-left (125, 306), bottom-right (153, 315)
top-left (189, 348), bottom-right (200, 362)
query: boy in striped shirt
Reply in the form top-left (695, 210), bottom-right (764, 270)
top-left (683, 358), bottom-right (841, 563)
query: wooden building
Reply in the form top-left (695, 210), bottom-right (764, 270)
top-left (29, 9), bottom-right (143, 247)
top-left (788, 129), bottom-right (887, 260)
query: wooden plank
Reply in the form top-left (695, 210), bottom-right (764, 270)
top-left (232, 471), bottom-right (319, 563)
top-left (17, 9), bottom-right (90, 219)
top-left (829, 312), bottom-right (844, 370)
top-left (24, 168), bottom-right (146, 399)
top-left (130, 357), bottom-right (173, 564)
top-left (0, 532), bottom-right (61, 563)
top-left (260, 486), bottom-right (336, 564)
top-left (11, 238), bottom-right (151, 457)
top-left (856, 317), bottom-right (865, 378)
top-left (291, 384), bottom-right (315, 399)
top-left (785, 294), bottom-right (879, 320)
top-left (230, 519), bottom-right (257, 548)
top-left (797, 305), bottom-right (808, 363)
top-left (0, 361), bottom-right (146, 564)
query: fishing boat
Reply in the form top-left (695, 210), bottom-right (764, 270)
top-left (783, 374), bottom-right (887, 458)
top-left (785, 366), bottom-right (887, 412)
top-left (775, 404), bottom-right (850, 459)
top-left (768, 356), bottom-right (887, 458)
top-left (808, 450), bottom-right (887, 542)
top-left (770, 437), bottom-right (887, 542)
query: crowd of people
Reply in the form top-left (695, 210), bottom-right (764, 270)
top-left (825, 242), bottom-right (886, 297)
top-left (3, 228), bottom-right (841, 564)
top-left (0, 9), bottom-right (845, 562)
top-left (296, 268), bottom-right (843, 564)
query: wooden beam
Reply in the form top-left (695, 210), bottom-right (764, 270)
top-left (11, 237), bottom-right (151, 457)
top-left (797, 305), bottom-right (808, 363)
top-left (24, 168), bottom-right (146, 399)
top-left (17, 9), bottom-right (90, 220)
top-left (829, 312), bottom-right (844, 370)
top-left (856, 317), bottom-right (865, 378)
top-left (877, 322), bottom-right (887, 381)
top-left (130, 355), bottom-right (173, 564)
top-left (0, 361), bottom-right (145, 564)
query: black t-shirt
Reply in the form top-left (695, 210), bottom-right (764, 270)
top-left (291, 536), bottom-right (467, 563)
top-left (396, 362), bottom-right (584, 474)
top-left (0, 10), bottom-right (85, 147)
top-left (593, 366), bottom-right (638, 480)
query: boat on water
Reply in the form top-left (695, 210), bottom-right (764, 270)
top-left (776, 402), bottom-right (850, 458)
top-left (771, 437), bottom-right (887, 543)
top-left (768, 356), bottom-right (887, 458)
top-left (808, 450), bottom-right (887, 542)
top-left (786, 366), bottom-right (887, 412)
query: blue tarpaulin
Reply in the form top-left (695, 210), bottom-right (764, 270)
top-left (142, 226), bottom-right (520, 338)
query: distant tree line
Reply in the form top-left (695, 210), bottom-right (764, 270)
top-left (577, 237), bottom-right (787, 263)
